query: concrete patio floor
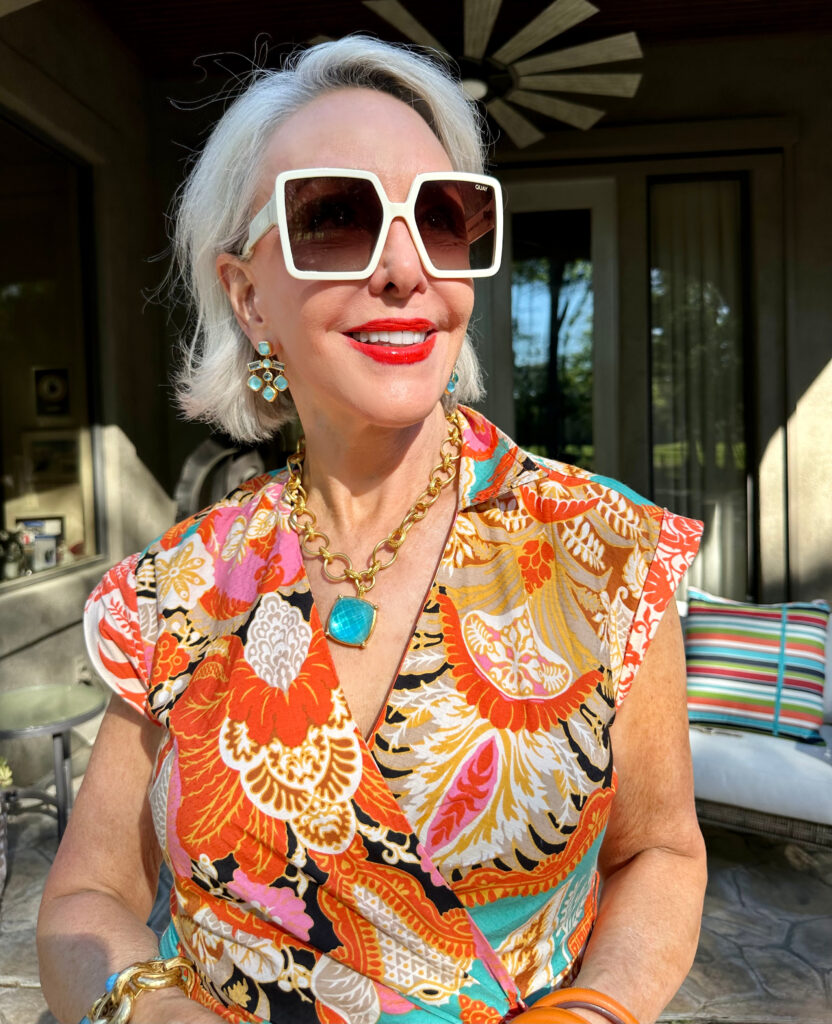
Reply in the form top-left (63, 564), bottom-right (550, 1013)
top-left (1, 811), bottom-right (830, 1024)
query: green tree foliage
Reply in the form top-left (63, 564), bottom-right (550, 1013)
top-left (512, 258), bottom-right (594, 467)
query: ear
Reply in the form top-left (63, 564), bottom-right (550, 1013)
top-left (216, 253), bottom-right (264, 343)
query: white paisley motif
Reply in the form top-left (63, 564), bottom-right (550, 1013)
top-left (462, 604), bottom-right (571, 697)
top-left (311, 959), bottom-right (381, 1024)
top-left (245, 593), bottom-right (311, 690)
top-left (622, 547), bottom-right (649, 599)
top-left (220, 516), bottom-right (248, 564)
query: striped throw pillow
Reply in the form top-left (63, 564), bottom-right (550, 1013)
top-left (684, 588), bottom-right (830, 742)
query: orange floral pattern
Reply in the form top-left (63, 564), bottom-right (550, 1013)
top-left (86, 408), bottom-right (701, 1023)
top-left (517, 537), bottom-right (556, 593)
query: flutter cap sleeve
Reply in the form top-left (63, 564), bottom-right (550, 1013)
top-left (615, 507), bottom-right (703, 705)
top-left (84, 552), bottom-right (158, 721)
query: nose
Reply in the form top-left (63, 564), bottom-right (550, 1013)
top-left (368, 215), bottom-right (428, 296)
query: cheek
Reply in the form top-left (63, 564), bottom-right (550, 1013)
top-left (259, 278), bottom-right (345, 347)
top-left (445, 282), bottom-right (475, 334)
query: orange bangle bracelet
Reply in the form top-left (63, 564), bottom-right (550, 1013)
top-left (531, 986), bottom-right (639, 1024)
top-left (509, 1009), bottom-right (590, 1024)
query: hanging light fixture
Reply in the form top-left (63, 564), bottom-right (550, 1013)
top-left (360, 0), bottom-right (643, 148)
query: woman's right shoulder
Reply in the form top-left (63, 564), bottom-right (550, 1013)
top-left (145, 466), bottom-right (289, 561)
top-left (83, 466), bottom-right (291, 719)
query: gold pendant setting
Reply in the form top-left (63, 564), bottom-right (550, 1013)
top-left (325, 595), bottom-right (378, 648)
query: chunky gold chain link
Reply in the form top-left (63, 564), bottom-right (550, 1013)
top-left (285, 414), bottom-right (462, 597)
top-left (87, 956), bottom-right (196, 1023)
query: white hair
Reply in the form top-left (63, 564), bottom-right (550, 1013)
top-left (172, 35), bottom-right (489, 443)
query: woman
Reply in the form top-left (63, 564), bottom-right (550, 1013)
top-left (37, 36), bottom-right (706, 1024)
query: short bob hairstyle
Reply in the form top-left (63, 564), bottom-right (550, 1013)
top-left (172, 35), bottom-right (489, 444)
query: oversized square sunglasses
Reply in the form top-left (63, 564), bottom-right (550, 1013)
top-left (241, 168), bottom-right (504, 279)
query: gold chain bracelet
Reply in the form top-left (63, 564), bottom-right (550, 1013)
top-left (86, 956), bottom-right (196, 1024)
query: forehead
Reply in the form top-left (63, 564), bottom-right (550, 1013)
top-left (260, 88), bottom-right (453, 186)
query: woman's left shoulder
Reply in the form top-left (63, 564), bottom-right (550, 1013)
top-left (518, 448), bottom-right (701, 553)
top-left (456, 408), bottom-right (702, 559)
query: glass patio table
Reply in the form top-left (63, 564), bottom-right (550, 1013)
top-left (0, 683), bottom-right (107, 837)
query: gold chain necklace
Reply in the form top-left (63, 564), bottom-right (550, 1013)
top-left (284, 414), bottom-right (463, 648)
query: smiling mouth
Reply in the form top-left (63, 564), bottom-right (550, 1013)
top-left (346, 330), bottom-right (431, 345)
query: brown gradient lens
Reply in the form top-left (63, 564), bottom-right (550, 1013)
top-left (415, 179), bottom-right (497, 271)
top-left (285, 176), bottom-right (383, 272)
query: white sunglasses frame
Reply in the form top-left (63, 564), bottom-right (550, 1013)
top-left (241, 167), bottom-right (504, 280)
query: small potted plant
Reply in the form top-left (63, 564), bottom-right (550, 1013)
top-left (0, 755), bottom-right (12, 894)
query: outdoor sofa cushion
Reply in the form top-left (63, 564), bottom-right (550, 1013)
top-left (684, 588), bottom-right (830, 742)
top-left (689, 722), bottom-right (832, 825)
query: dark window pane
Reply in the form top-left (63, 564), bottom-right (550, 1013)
top-left (0, 117), bottom-right (97, 582)
top-left (511, 209), bottom-right (594, 467)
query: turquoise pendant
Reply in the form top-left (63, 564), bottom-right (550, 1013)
top-left (326, 595), bottom-right (377, 648)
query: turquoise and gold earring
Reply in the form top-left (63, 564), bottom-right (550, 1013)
top-left (445, 368), bottom-right (459, 395)
top-left (247, 342), bottom-right (289, 403)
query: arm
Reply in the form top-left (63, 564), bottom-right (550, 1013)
top-left (37, 697), bottom-right (219, 1023)
top-left (569, 599), bottom-right (707, 1023)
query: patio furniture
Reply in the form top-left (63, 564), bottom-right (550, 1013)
top-left (684, 598), bottom-right (832, 847)
top-left (0, 683), bottom-right (106, 838)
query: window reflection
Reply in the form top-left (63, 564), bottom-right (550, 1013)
top-left (0, 117), bottom-right (97, 582)
top-left (511, 209), bottom-right (594, 467)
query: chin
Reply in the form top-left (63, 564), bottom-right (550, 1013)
top-left (356, 386), bottom-right (447, 430)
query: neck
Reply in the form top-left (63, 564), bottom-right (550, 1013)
top-left (296, 405), bottom-right (455, 534)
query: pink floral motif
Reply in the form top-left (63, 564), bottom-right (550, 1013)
top-left (376, 983), bottom-right (416, 1015)
top-left (165, 746), bottom-right (191, 878)
top-left (228, 868), bottom-right (314, 941)
top-left (426, 738), bottom-right (499, 854)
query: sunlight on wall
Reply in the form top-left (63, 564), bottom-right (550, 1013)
top-left (789, 357), bottom-right (832, 602)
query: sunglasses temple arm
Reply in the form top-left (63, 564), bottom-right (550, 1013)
top-left (242, 195), bottom-right (278, 260)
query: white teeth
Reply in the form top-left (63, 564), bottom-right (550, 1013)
top-left (351, 330), bottom-right (428, 345)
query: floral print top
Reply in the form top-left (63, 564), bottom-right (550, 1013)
top-left (85, 407), bottom-right (701, 1024)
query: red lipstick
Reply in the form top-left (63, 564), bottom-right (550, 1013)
top-left (342, 317), bottom-right (438, 364)
top-left (343, 318), bottom-right (435, 332)
top-left (346, 334), bottom-right (436, 364)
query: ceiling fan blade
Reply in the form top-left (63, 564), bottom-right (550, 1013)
top-left (492, 0), bottom-right (598, 65)
top-left (514, 32), bottom-right (642, 75)
top-left (486, 98), bottom-right (545, 148)
top-left (508, 89), bottom-right (605, 130)
top-left (362, 1), bottom-right (447, 54)
top-left (0, 0), bottom-right (42, 16)
top-left (464, 0), bottom-right (503, 59)
top-left (517, 72), bottom-right (642, 98)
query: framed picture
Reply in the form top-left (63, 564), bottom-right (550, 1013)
top-left (21, 430), bottom-right (79, 489)
top-left (34, 367), bottom-right (71, 417)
